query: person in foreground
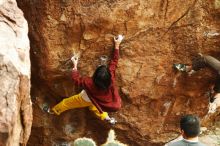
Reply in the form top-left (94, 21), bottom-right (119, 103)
top-left (167, 114), bottom-right (206, 146)
top-left (50, 35), bottom-right (124, 124)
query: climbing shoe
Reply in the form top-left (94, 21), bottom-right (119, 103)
top-left (173, 63), bottom-right (187, 72)
top-left (42, 104), bottom-right (54, 114)
top-left (48, 108), bottom-right (55, 114)
top-left (106, 117), bottom-right (117, 125)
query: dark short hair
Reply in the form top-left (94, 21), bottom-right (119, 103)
top-left (93, 65), bottom-right (111, 90)
top-left (180, 115), bottom-right (200, 138)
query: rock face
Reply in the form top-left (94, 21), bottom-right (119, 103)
top-left (200, 120), bottom-right (220, 146)
top-left (0, 0), bottom-right (32, 146)
top-left (17, 0), bottom-right (220, 145)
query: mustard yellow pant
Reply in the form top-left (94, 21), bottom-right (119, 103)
top-left (52, 93), bottom-right (108, 120)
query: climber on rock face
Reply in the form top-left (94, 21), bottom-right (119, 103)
top-left (173, 54), bottom-right (220, 105)
top-left (49, 35), bottom-right (124, 125)
top-left (166, 114), bottom-right (206, 146)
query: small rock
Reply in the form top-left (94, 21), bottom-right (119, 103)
top-left (176, 112), bottom-right (180, 116)
top-left (63, 124), bottom-right (75, 135)
top-left (83, 31), bottom-right (99, 40)
top-left (200, 127), bottom-right (208, 134)
top-left (215, 0), bottom-right (220, 9)
top-left (60, 14), bottom-right (67, 22)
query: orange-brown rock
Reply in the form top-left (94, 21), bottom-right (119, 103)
top-left (0, 0), bottom-right (32, 145)
top-left (17, 0), bottom-right (220, 145)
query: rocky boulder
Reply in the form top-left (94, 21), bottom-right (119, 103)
top-left (0, 0), bottom-right (32, 146)
top-left (17, 0), bottom-right (220, 145)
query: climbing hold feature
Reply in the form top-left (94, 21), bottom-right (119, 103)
top-left (101, 129), bottom-right (127, 146)
top-left (173, 63), bottom-right (187, 72)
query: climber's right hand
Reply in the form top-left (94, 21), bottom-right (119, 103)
top-left (114, 34), bottom-right (124, 49)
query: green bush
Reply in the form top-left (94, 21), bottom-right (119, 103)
top-left (72, 129), bottom-right (127, 146)
top-left (73, 137), bottom-right (96, 146)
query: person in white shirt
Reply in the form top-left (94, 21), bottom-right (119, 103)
top-left (166, 115), bottom-right (206, 146)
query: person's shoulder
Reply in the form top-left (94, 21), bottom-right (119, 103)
top-left (167, 140), bottom-right (184, 146)
top-left (198, 142), bottom-right (207, 146)
top-left (83, 77), bottom-right (92, 84)
top-left (83, 77), bottom-right (96, 89)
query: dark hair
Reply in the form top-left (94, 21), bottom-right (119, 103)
top-left (93, 65), bottom-right (111, 90)
top-left (180, 115), bottom-right (200, 138)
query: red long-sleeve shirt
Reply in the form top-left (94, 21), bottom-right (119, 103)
top-left (72, 49), bottom-right (121, 112)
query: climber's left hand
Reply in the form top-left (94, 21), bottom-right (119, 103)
top-left (71, 52), bottom-right (80, 70)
